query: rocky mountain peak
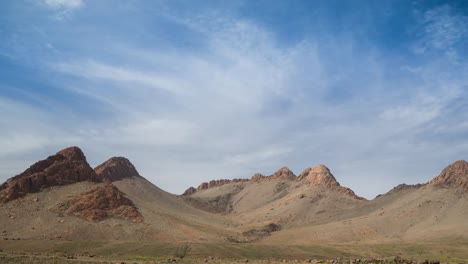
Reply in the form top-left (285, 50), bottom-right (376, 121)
top-left (297, 164), bottom-right (363, 199)
top-left (0, 146), bottom-right (98, 204)
top-left (94, 157), bottom-right (140, 182)
top-left (428, 160), bottom-right (468, 190)
top-left (56, 146), bottom-right (86, 161)
top-left (251, 173), bottom-right (266, 181)
top-left (271, 166), bottom-right (296, 180)
top-left (304, 164), bottom-right (339, 187)
top-left (183, 187), bottom-right (197, 196)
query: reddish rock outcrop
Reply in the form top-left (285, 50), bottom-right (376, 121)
top-left (270, 166), bottom-right (296, 180)
top-left (182, 187), bottom-right (197, 196)
top-left (251, 167), bottom-right (296, 181)
top-left (251, 173), bottom-right (266, 181)
top-left (0, 146), bottom-right (98, 204)
top-left (300, 165), bottom-right (339, 187)
top-left (64, 183), bottom-right (143, 223)
top-left (428, 160), bottom-right (468, 191)
top-left (183, 178), bottom-right (249, 196)
top-left (197, 182), bottom-right (209, 191)
top-left (182, 165), bottom-right (365, 199)
top-left (94, 157), bottom-right (140, 182)
top-left (299, 164), bottom-right (364, 200)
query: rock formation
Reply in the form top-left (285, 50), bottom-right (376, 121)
top-left (0, 146), bottom-right (98, 204)
top-left (251, 167), bottom-right (296, 181)
top-left (270, 167), bottom-right (296, 180)
top-left (63, 183), bottom-right (143, 223)
top-left (299, 165), bottom-right (339, 187)
top-left (250, 173), bottom-right (266, 181)
top-left (428, 160), bottom-right (468, 191)
top-left (182, 187), bottom-right (197, 196)
top-left (183, 165), bottom-right (364, 199)
top-left (94, 157), bottom-right (141, 182)
top-left (298, 164), bottom-right (364, 199)
top-left (183, 178), bottom-right (249, 196)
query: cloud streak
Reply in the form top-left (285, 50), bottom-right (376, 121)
top-left (0, 2), bottom-right (467, 198)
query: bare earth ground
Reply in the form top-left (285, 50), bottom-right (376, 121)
top-left (0, 240), bottom-right (468, 264)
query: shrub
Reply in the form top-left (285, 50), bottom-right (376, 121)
top-left (174, 243), bottom-right (191, 259)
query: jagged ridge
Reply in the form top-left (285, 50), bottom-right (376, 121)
top-left (0, 146), bottom-right (99, 204)
top-left (183, 165), bottom-right (363, 199)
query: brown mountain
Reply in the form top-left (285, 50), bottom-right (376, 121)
top-left (183, 165), bottom-right (366, 230)
top-left (94, 156), bottom-right (141, 182)
top-left (0, 147), bottom-right (466, 245)
top-left (0, 147), bottom-right (234, 241)
top-left (428, 160), bottom-right (468, 190)
top-left (297, 164), bottom-right (363, 199)
top-left (0, 146), bottom-right (98, 204)
top-left (263, 160), bottom-right (468, 244)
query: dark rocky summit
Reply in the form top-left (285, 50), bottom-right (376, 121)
top-left (0, 146), bottom-right (98, 204)
top-left (94, 157), bottom-right (141, 182)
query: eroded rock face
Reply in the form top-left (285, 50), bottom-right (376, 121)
top-left (63, 183), bottom-right (143, 223)
top-left (182, 187), bottom-right (197, 196)
top-left (0, 146), bottom-right (98, 204)
top-left (428, 160), bottom-right (468, 191)
top-left (303, 165), bottom-right (339, 187)
top-left (182, 178), bottom-right (249, 196)
top-left (270, 167), bottom-right (296, 180)
top-left (299, 165), bottom-right (364, 200)
top-left (251, 173), bottom-right (266, 181)
top-left (94, 157), bottom-right (140, 182)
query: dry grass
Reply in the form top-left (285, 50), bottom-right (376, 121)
top-left (0, 240), bottom-right (467, 263)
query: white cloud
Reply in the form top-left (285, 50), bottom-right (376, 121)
top-left (54, 61), bottom-right (188, 95)
top-left (41, 0), bottom-right (83, 20)
top-left (43, 0), bottom-right (82, 10)
top-left (1, 6), bottom-right (467, 199)
top-left (414, 5), bottom-right (468, 57)
top-left (379, 96), bottom-right (442, 130)
top-left (224, 146), bottom-right (294, 166)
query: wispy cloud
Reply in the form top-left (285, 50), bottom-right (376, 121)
top-left (0, 1), bottom-right (467, 198)
top-left (54, 61), bottom-right (188, 95)
top-left (41, 0), bottom-right (83, 20)
top-left (414, 5), bottom-right (468, 58)
top-left (43, 0), bottom-right (82, 9)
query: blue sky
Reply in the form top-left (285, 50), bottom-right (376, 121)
top-left (0, 0), bottom-right (467, 198)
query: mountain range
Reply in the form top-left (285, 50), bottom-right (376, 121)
top-left (0, 146), bottom-right (467, 244)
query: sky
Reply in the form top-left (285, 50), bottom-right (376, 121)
top-left (0, 0), bottom-right (467, 199)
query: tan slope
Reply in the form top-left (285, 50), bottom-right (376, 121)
top-left (261, 160), bottom-right (468, 244)
top-left (184, 165), bottom-right (366, 230)
top-left (0, 149), bottom-right (236, 242)
top-left (111, 176), bottom-right (238, 241)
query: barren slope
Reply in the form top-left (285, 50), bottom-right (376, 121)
top-left (0, 149), bottom-right (236, 242)
top-left (184, 165), bottom-right (366, 231)
top-left (261, 161), bottom-right (468, 244)
top-left (0, 146), bottom-right (466, 246)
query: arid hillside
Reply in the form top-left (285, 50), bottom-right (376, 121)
top-left (0, 146), bottom-right (467, 246)
top-left (0, 147), bottom-right (235, 242)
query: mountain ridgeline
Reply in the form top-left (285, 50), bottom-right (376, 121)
top-left (0, 146), bottom-right (467, 243)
